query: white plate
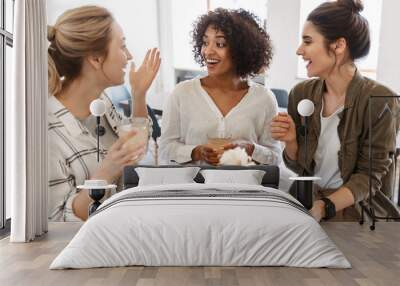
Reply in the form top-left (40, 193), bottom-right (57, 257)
top-left (289, 176), bottom-right (321, 181)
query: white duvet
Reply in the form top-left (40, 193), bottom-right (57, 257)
top-left (50, 183), bottom-right (350, 269)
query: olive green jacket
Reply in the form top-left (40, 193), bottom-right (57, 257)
top-left (283, 71), bottom-right (399, 203)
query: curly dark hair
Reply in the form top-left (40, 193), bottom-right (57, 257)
top-left (191, 8), bottom-right (273, 78)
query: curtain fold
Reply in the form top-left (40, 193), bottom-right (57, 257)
top-left (9, 0), bottom-right (48, 242)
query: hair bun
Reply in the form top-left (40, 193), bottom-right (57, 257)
top-left (47, 25), bottom-right (56, 42)
top-left (338, 0), bottom-right (364, 13)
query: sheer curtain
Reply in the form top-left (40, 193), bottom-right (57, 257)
top-left (8, 0), bottom-right (48, 242)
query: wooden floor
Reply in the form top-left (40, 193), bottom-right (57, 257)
top-left (0, 222), bottom-right (399, 286)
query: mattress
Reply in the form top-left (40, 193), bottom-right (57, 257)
top-left (50, 183), bottom-right (350, 269)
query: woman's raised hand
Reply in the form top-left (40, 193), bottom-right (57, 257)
top-left (129, 48), bottom-right (161, 98)
top-left (270, 112), bottom-right (297, 143)
top-left (92, 129), bottom-right (146, 183)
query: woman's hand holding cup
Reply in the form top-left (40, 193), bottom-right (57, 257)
top-left (191, 145), bottom-right (221, 165)
top-left (92, 129), bottom-right (146, 183)
top-left (191, 137), bottom-right (233, 165)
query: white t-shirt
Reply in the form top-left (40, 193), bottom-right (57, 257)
top-left (159, 77), bottom-right (282, 165)
top-left (313, 104), bottom-right (344, 189)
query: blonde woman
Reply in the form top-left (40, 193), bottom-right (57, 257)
top-left (48, 5), bottom-right (160, 221)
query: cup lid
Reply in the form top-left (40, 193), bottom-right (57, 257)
top-left (77, 179), bottom-right (116, 189)
top-left (289, 176), bottom-right (321, 181)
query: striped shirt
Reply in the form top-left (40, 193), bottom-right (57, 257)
top-left (48, 93), bottom-right (123, 221)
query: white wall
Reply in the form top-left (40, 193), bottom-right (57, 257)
top-left (46, 0), bottom-right (165, 109)
top-left (377, 0), bottom-right (400, 94)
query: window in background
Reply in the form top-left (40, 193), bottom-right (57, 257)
top-left (171, 0), bottom-right (207, 71)
top-left (1, 0), bottom-right (14, 234)
top-left (0, 2), bottom-right (4, 230)
top-left (297, 0), bottom-right (382, 79)
top-left (5, 0), bottom-right (13, 33)
top-left (5, 44), bottom-right (11, 220)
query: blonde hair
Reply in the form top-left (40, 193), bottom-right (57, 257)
top-left (47, 5), bottom-right (114, 96)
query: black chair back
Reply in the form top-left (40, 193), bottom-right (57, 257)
top-left (147, 105), bottom-right (161, 140)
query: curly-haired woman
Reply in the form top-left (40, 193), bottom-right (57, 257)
top-left (159, 8), bottom-right (281, 166)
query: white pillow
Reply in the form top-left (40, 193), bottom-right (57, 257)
top-left (200, 169), bottom-right (266, 185)
top-left (135, 167), bottom-right (201, 186)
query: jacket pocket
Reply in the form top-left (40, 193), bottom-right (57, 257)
top-left (342, 138), bottom-right (359, 156)
top-left (340, 138), bottom-right (358, 174)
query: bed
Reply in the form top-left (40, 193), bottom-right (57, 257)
top-left (50, 165), bottom-right (350, 269)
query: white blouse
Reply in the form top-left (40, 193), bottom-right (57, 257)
top-left (159, 78), bottom-right (282, 165)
